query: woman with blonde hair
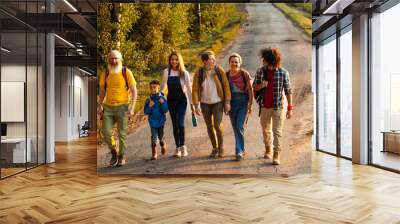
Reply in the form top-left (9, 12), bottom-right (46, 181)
top-left (160, 51), bottom-right (194, 158)
top-left (226, 53), bottom-right (253, 160)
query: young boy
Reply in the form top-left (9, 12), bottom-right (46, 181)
top-left (144, 80), bottom-right (169, 160)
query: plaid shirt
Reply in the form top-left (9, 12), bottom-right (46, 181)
top-left (253, 66), bottom-right (292, 110)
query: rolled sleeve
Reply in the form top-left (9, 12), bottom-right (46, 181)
top-left (283, 70), bottom-right (292, 95)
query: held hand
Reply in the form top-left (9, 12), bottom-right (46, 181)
top-left (190, 104), bottom-right (195, 113)
top-left (97, 105), bottom-right (103, 116)
top-left (195, 107), bottom-right (202, 116)
top-left (247, 104), bottom-right (252, 114)
top-left (158, 98), bottom-right (164, 104)
top-left (128, 108), bottom-right (134, 120)
top-left (149, 100), bottom-right (155, 107)
top-left (224, 104), bottom-right (231, 115)
top-left (286, 110), bottom-right (293, 119)
top-left (262, 81), bottom-right (268, 88)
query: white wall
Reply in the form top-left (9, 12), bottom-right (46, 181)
top-left (1, 65), bottom-right (31, 138)
top-left (54, 66), bottom-right (89, 141)
top-left (1, 63), bottom-right (46, 164)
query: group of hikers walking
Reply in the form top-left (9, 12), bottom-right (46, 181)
top-left (98, 48), bottom-right (293, 168)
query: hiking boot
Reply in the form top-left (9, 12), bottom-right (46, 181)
top-left (218, 148), bottom-right (224, 158)
top-left (264, 146), bottom-right (273, 159)
top-left (151, 144), bottom-right (158, 160)
top-left (109, 148), bottom-right (119, 167)
top-left (160, 141), bottom-right (167, 155)
top-left (210, 148), bottom-right (218, 159)
top-left (236, 153), bottom-right (244, 161)
top-left (181, 145), bottom-right (188, 157)
top-left (272, 151), bottom-right (280, 165)
top-left (117, 154), bottom-right (126, 166)
top-left (174, 147), bottom-right (182, 158)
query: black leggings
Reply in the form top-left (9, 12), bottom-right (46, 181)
top-left (168, 99), bottom-right (187, 148)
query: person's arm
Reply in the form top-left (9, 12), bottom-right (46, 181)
top-left (245, 71), bottom-right (254, 111)
top-left (218, 66), bottom-right (231, 114)
top-left (192, 70), bottom-right (201, 115)
top-left (283, 70), bottom-right (293, 119)
top-left (160, 97), bottom-right (169, 113)
top-left (160, 69), bottom-right (168, 94)
top-left (184, 71), bottom-right (195, 112)
top-left (144, 99), bottom-right (152, 115)
top-left (253, 68), bottom-right (267, 91)
top-left (97, 72), bottom-right (106, 115)
top-left (219, 66), bottom-right (231, 104)
top-left (127, 69), bottom-right (137, 117)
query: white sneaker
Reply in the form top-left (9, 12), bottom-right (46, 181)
top-left (175, 147), bottom-right (182, 158)
top-left (181, 145), bottom-right (188, 157)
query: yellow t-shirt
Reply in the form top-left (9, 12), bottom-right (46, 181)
top-left (99, 68), bottom-right (136, 106)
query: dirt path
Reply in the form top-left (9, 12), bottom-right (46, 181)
top-left (98, 3), bottom-right (313, 176)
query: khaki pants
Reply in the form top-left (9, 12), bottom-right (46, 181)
top-left (201, 102), bottom-right (224, 150)
top-left (260, 108), bottom-right (284, 152)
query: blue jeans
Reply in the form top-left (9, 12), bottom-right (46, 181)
top-left (168, 99), bottom-right (187, 148)
top-left (229, 93), bottom-right (249, 155)
top-left (151, 126), bottom-right (165, 146)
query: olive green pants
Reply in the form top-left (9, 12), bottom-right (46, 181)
top-left (102, 104), bottom-right (129, 156)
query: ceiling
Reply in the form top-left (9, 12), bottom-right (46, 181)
top-left (0, 0), bottom-right (97, 74)
top-left (312, 0), bottom-right (390, 43)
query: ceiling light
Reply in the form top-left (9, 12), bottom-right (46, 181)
top-left (54, 34), bottom-right (75, 48)
top-left (322, 0), bottom-right (355, 15)
top-left (322, 0), bottom-right (342, 14)
top-left (63, 0), bottom-right (78, 12)
top-left (77, 67), bottom-right (92, 76)
top-left (1, 47), bottom-right (11, 53)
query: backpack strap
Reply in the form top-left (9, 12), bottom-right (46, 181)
top-left (104, 69), bottom-right (109, 91)
top-left (198, 67), bottom-right (204, 87)
top-left (105, 66), bottom-right (129, 91)
top-left (261, 66), bottom-right (268, 81)
top-left (227, 70), bottom-right (248, 91)
top-left (214, 65), bottom-right (223, 84)
top-left (199, 66), bottom-right (223, 86)
top-left (240, 70), bottom-right (248, 91)
top-left (122, 66), bottom-right (129, 90)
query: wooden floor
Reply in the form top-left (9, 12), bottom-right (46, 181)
top-left (0, 136), bottom-right (400, 223)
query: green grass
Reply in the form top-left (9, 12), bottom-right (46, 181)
top-left (288, 3), bottom-right (312, 16)
top-left (274, 3), bottom-right (312, 37)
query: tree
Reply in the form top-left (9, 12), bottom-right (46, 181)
top-left (97, 3), bottom-right (147, 79)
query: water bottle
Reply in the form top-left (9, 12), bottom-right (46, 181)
top-left (192, 112), bottom-right (198, 127)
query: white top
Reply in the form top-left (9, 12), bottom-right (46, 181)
top-left (200, 69), bottom-right (222, 104)
top-left (160, 68), bottom-right (193, 104)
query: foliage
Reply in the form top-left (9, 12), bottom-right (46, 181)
top-left (98, 3), bottom-right (245, 114)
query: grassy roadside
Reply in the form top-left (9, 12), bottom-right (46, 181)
top-left (273, 3), bottom-right (312, 37)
